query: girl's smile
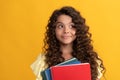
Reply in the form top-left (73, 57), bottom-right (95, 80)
top-left (55, 14), bottom-right (76, 45)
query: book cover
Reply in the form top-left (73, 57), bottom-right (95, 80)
top-left (41, 68), bottom-right (51, 80)
top-left (41, 58), bottom-right (81, 80)
top-left (51, 63), bottom-right (91, 80)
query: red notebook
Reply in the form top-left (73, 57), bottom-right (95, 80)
top-left (50, 63), bottom-right (91, 80)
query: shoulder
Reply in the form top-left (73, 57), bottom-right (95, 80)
top-left (30, 53), bottom-right (48, 79)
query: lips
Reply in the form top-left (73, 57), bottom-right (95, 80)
top-left (62, 36), bottom-right (71, 39)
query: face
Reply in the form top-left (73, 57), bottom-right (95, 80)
top-left (55, 14), bottom-right (76, 45)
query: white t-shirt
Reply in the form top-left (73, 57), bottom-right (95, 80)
top-left (31, 54), bottom-right (103, 80)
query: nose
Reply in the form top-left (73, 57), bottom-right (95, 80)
top-left (64, 26), bottom-right (70, 33)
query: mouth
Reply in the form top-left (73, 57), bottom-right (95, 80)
top-left (62, 36), bottom-right (71, 39)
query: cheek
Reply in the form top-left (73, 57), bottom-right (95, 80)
top-left (72, 30), bottom-right (76, 35)
top-left (73, 31), bottom-right (76, 35)
top-left (71, 30), bottom-right (76, 39)
top-left (55, 29), bottom-right (62, 38)
top-left (55, 29), bottom-right (62, 34)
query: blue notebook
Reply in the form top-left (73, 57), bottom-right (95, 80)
top-left (41, 58), bottom-right (81, 80)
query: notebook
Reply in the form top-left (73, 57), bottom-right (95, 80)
top-left (51, 63), bottom-right (91, 80)
top-left (41, 58), bottom-right (81, 80)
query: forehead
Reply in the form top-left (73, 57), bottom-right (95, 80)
top-left (57, 14), bottom-right (73, 23)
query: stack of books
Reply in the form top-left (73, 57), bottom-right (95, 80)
top-left (41, 58), bottom-right (91, 80)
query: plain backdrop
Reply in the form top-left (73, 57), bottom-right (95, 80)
top-left (0, 0), bottom-right (120, 80)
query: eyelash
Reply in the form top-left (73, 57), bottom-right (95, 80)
top-left (56, 25), bottom-right (63, 29)
top-left (69, 25), bottom-right (75, 28)
top-left (56, 24), bottom-right (75, 29)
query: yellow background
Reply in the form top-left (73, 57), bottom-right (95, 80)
top-left (0, 0), bottom-right (120, 80)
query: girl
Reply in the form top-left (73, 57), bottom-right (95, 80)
top-left (31, 6), bottom-right (105, 80)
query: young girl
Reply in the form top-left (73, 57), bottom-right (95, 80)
top-left (31, 6), bottom-right (105, 80)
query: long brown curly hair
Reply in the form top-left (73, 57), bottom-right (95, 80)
top-left (43, 6), bottom-right (105, 80)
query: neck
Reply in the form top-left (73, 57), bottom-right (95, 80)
top-left (60, 44), bottom-right (73, 60)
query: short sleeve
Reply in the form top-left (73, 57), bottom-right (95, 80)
top-left (97, 60), bottom-right (103, 79)
top-left (30, 54), bottom-right (48, 80)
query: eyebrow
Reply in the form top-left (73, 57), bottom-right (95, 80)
top-left (56, 22), bottom-right (62, 24)
top-left (56, 21), bottom-right (74, 24)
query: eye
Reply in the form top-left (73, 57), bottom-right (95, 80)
top-left (69, 23), bottom-right (75, 28)
top-left (56, 24), bottom-right (64, 29)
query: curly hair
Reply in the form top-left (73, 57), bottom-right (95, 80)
top-left (43, 6), bottom-right (105, 80)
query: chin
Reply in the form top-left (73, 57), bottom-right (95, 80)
top-left (61, 41), bottom-right (73, 45)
